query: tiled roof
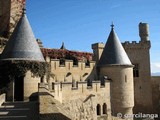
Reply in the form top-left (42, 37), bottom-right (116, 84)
top-left (41, 48), bottom-right (93, 62)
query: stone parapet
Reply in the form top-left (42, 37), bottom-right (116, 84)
top-left (122, 41), bottom-right (151, 49)
top-left (50, 59), bottom-right (96, 82)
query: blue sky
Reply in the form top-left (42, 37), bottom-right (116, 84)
top-left (26, 0), bottom-right (160, 73)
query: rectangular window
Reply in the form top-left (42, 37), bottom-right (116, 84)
top-left (133, 64), bottom-right (139, 77)
top-left (0, 1), bottom-right (2, 16)
top-left (52, 82), bottom-right (54, 90)
top-left (59, 59), bottom-right (65, 66)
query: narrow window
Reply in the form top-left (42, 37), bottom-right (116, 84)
top-left (97, 104), bottom-right (101, 115)
top-left (40, 77), bottom-right (44, 83)
top-left (125, 75), bottom-right (127, 82)
top-left (60, 59), bottom-right (65, 66)
top-left (52, 82), bottom-right (55, 90)
top-left (85, 60), bottom-right (90, 66)
top-left (103, 103), bottom-right (107, 114)
top-left (101, 78), bottom-right (105, 86)
top-left (133, 64), bottom-right (139, 77)
top-left (87, 79), bottom-right (92, 87)
top-left (73, 58), bottom-right (78, 66)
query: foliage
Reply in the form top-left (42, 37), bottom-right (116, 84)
top-left (41, 48), bottom-right (93, 62)
top-left (0, 60), bottom-right (48, 89)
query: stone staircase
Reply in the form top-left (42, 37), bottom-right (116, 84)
top-left (38, 83), bottom-right (72, 120)
top-left (0, 101), bottom-right (39, 120)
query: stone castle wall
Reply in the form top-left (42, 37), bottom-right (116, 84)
top-left (0, 1), bottom-right (157, 117)
top-left (92, 43), bottom-right (105, 63)
top-left (9, 0), bottom-right (25, 36)
top-left (92, 40), bottom-right (153, 114)
top-left (23, 71), bottom-right (41, 101)
top-left (100, 65), bottom-right (134, 117)
top-left (122, 41), bottom-right (153, 113)
top-left (39, 80), bottom-right (111, 120)
top-left (39, 57), bottom-right (112, 119)
top-left (0, 0), bottom-right (25, 37)
top-left (0, 0), bottom-right (11, 37)
top-left (151, 76), bottom-right (160, 115)
top-left (49, 59), bottom-right (96, 82)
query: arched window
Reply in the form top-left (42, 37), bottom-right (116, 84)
top-left (96, 104), bottom-right (101, 115)
top-left (103, 103), bottom-right (107, 114)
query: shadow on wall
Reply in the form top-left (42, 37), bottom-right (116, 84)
top-left (29, 92), bottom-right (38, 101)
top-left (84, 65), bottom-right (97, 82)
top-left (40, 113), bottom-right (71, 120)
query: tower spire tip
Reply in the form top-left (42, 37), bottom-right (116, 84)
top-left (111, 22), bottom-right (114, 29)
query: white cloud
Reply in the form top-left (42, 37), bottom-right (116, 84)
top-left (151, 62), bottom-right (160, 73)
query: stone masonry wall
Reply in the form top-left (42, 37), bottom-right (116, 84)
top-left (93, 41), bottom-right (153, 113)
top-left (9, 0), bottom-right (25, 36)
top-left (23, 71), bottom-right (41, 101)
top-left (50, 59), bottom-right (96, 82)
top-left (63, 98), bottom-right (97, 120)
top-left (123, 41), bottom-right (153, 113)
top-left (151, 76), bottom-right (160, 115)
top-left (0, 0), bottom-right (10, 37)
top-left (51, 81), bottom-right (111, 119)
top-left (100, 66), bottom-right (134, 117)
top-left (39, 81), bottom-right (112, 120)
top-left (0, 0), bottom-right (25, 37)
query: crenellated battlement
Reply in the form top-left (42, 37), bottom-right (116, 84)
top-left (48, 80), bottom-right (110, 103)
top-left (50, 59), bottom-right (95, 70)
top-left (122, 40), bottom-right (151, 49)
top-left (52, 80), bottom-right (109, 91)
top-left (47, 58), bottom-right (96, 82)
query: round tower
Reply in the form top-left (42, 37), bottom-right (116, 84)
top-left (99, 24), bottom-right (134, 117)
top-left (0, 8), bottom-right (45, 101)
top-left (139, 22), bottom-right (149, 41)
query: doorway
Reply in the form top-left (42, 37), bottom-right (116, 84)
top-left (14, 76), bottom-right (24, 101)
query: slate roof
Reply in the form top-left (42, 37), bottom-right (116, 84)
top-left (60, 42), bottom-right (66, 50)
top-left (99, 25), bottom-right (132, 66)
top-left (0, 11), bottom-right (45, 62)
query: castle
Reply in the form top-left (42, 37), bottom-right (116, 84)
top-left (0, 1), bottom-right (159, 120)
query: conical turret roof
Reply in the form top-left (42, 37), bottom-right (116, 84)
top-left (0, 10), bottom-right (45, 62)
top-left (99, 24), bottom-right (131, 66)
top-left (60, 42), bottom-right (66, 50)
